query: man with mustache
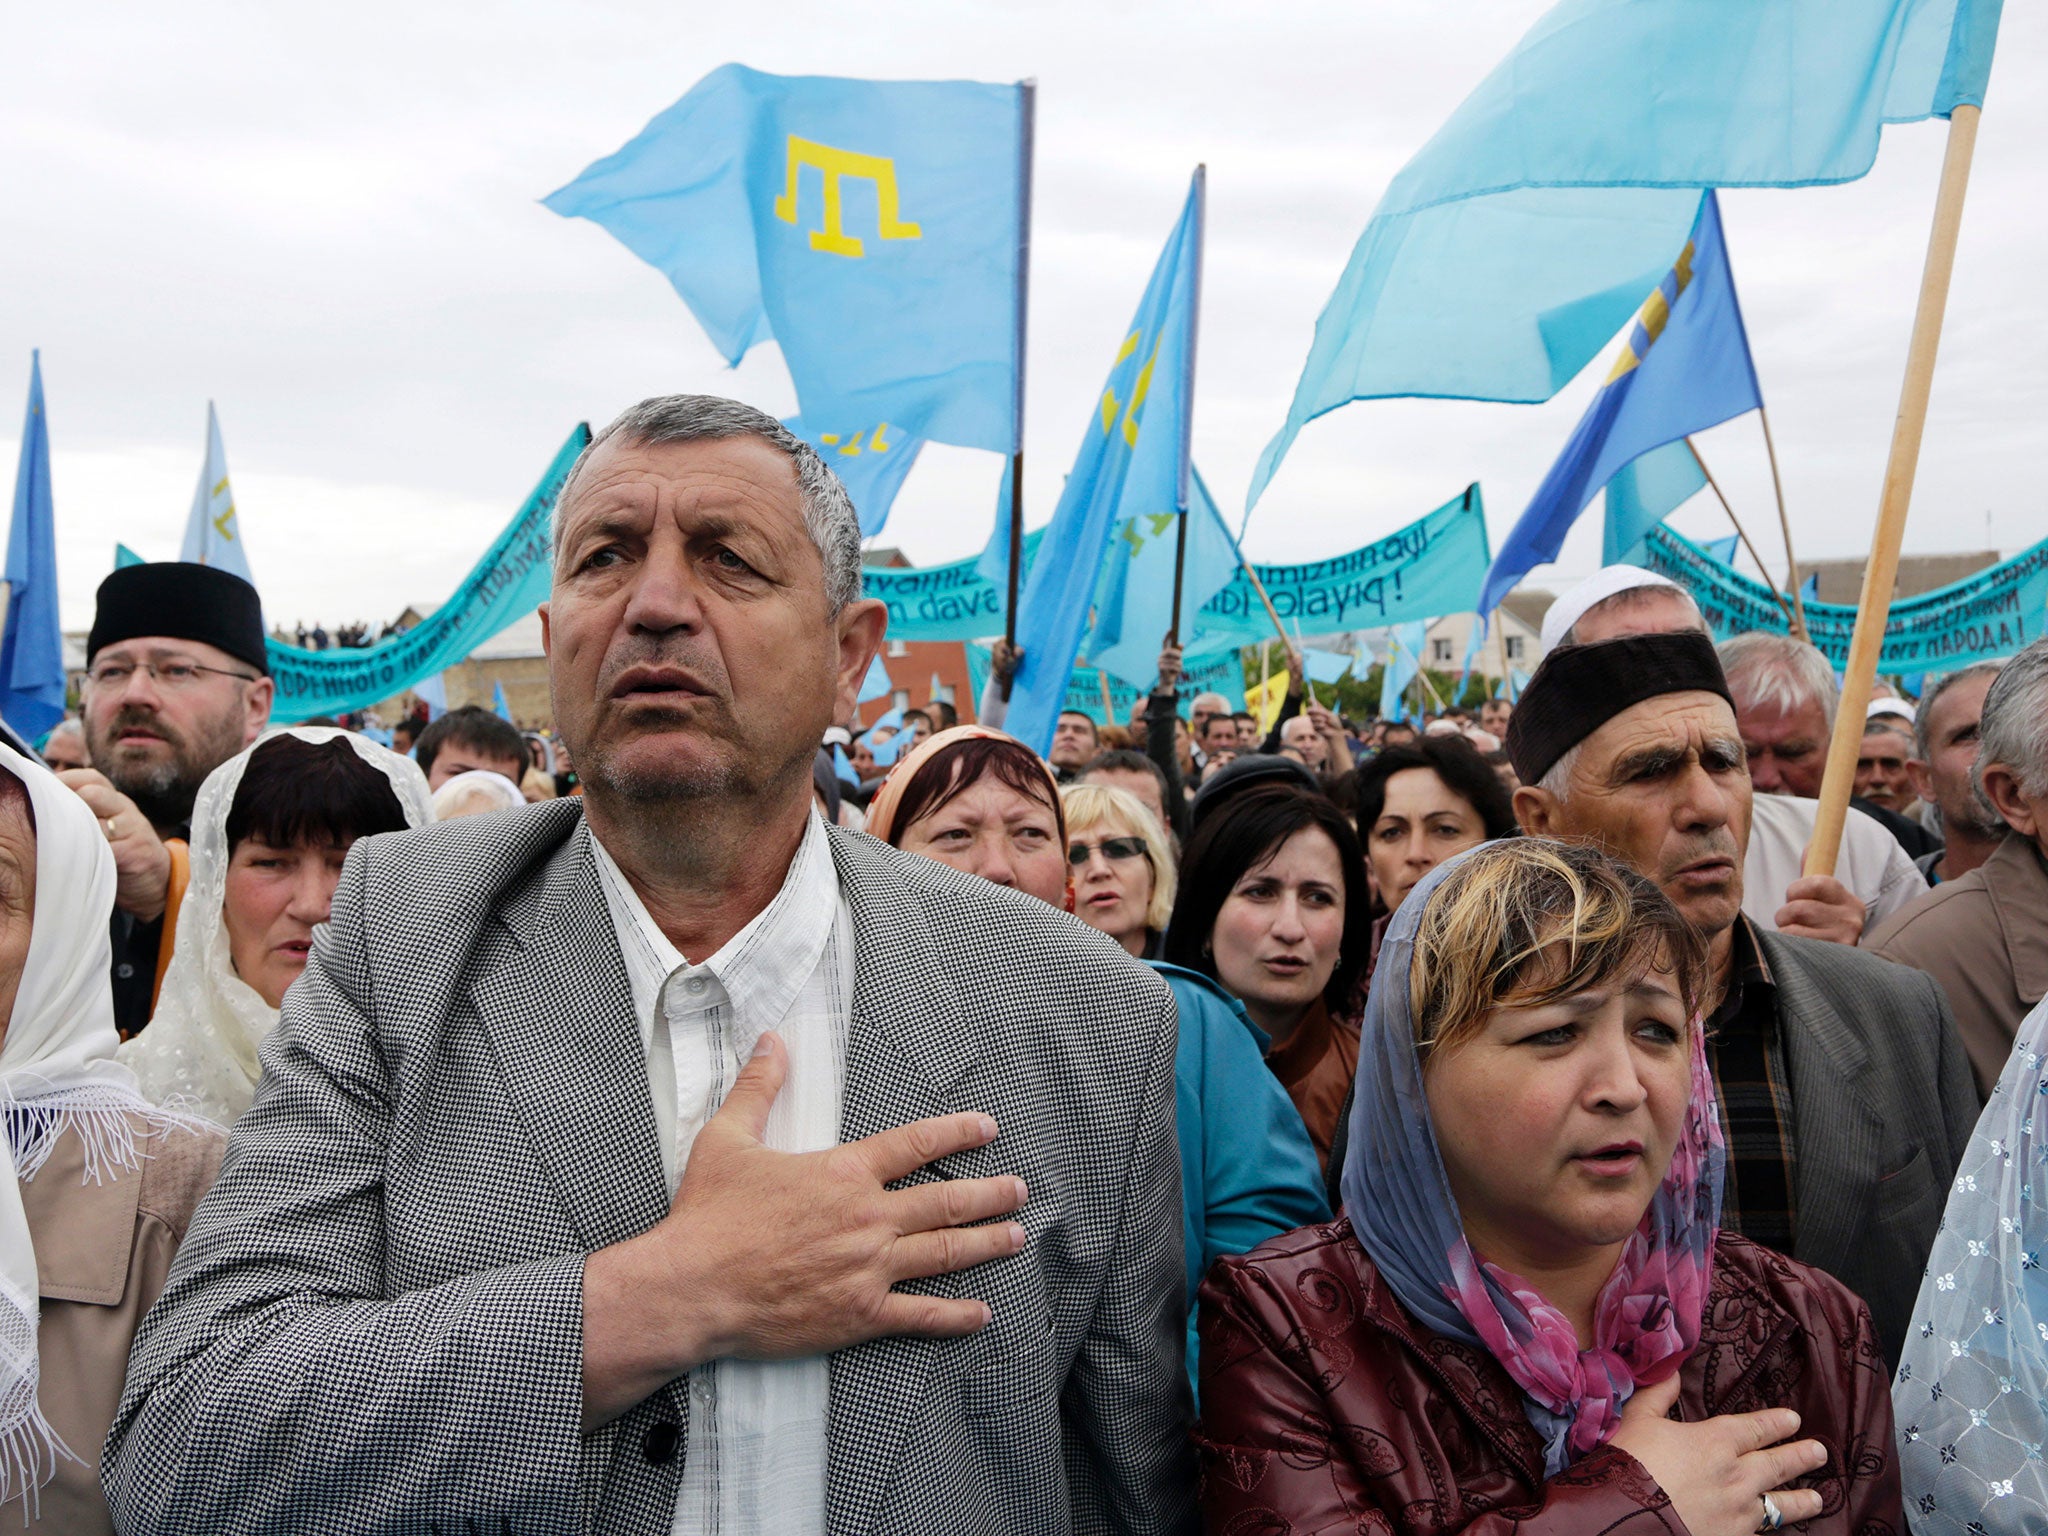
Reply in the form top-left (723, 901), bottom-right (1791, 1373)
top-left (64, 563), bottom-right (273, 1036)
top-left (108, 396), bottom-right (1194, 1534)
top-left (1507, 630), bottom-right (1976, 1366)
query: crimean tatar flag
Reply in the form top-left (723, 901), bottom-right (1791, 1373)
top-left (546, 66), bottom-right (1027, 456)
top-left (1479, 191), bottom-right (1760, 615)
top-left (180, 402), bottom-right (254, 581)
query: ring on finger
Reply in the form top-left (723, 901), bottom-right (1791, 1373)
top-left (103, 815), bottom-right (118, 838)
top-left (1758, 1492), bottom-right (1784, 1532)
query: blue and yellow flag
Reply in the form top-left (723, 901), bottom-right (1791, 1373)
top-left (1480, 191), bottom-right (1760, 614)
top-left (1247, 0), bottom-right (2004, 519)
top-left (546, 65), bottom-right (1025, 456)
top-left (784, 415), bottom-right (923, 539)
top-left (3, 353), bottom-right (65, 740)
top-left (1003, 175), bottom-right (1203, 754)
top-left (1086, 465), bottom-right (1240, 690)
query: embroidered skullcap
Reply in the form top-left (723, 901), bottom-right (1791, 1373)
top-left (1538, 565), bottom-right (1685, 652)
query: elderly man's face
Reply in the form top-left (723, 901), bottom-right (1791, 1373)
top-left (1737, 696), bottom-right (1829, 798)
top-left (1854, 724), bottom-right (1916, 812)
top-left (543, 433), bottom-right (882, 806)
top-left (1515, 692), bottom-right (1752, 944)
top-left (1910, 672), bottom-right (2000, 838)
top-left (1191, 693), bottom-right (1230, 737)
top-left (1278, 714), bottom-right (1326, 770)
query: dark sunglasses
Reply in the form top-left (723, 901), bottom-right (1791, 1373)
top-left (1068, 836), bottom-right (1149, 868)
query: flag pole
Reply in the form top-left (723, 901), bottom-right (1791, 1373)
top-left (1000, 81), bottom-right (1036, 687)
top-left (1097, 667), bottom-right (1116, 725)
top-left (1168, 166), bottom-right (1206, 646)
top-left (1683, 437), bottom-right (1802, 634)
top-left (1807, 101), bottom-right (1983, 878)
top-left (1757, 405), bottom-right (1808, 636)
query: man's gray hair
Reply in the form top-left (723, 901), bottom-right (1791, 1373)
top-left (1913, 659), bottom-right (2005, 760)
top-left (1717, 631), bottom-right (1838, 731)
top-left (553, 395), bottom-right (864, 612)
top-left (1975, 639), bottom-right (2048, 803)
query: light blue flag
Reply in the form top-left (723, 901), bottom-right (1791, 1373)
top-left (1247, 0), bottom-right (2004, 518)
top-left (2, 353), bottom-right (66, 740)
top-left (492, 681), bottom-right (513, 722)
top-left (786, 415), bottom-right (924, 538)
top-left (1509, 667), bottom-right (1533, 701)
top-left (1704, 534), bottom-right (1741, 565)
top-left (857, 651), bottom-right (892, 703)
top-left (1457, 618), bottom-right (1485, 690)
top-left (975, 466), bottom-right (1018, 591)
top-left (1088, 465), bottom-right (1241, 690)
top-left (1481, 192), bottom-right (1760, 614)
top-left (1378, 620), bottom-right (1429, 723)
top-left (1005, 175), bottom-right (1203, 753)
top-left (114, 542), bottom-right (146, 569)
top-left (180, 401), bottom-right (255, 581)
top-left (546, 65), bottom-right (1026, 454)
top-left (1605, 440), bottom-right (1708, 563)
top-left (1302, 649), bottom-right (1352, 686)
top-left (414, 671), bottom-right (447, 722)
top-left (1799, 571), bottom-right (1820, 603)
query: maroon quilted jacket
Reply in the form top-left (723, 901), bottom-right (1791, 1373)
top-left (1195, 1221), bottom-right (1902, 1535)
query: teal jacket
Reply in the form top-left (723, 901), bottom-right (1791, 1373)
top-left (1153, 962), bottom-right (1329, 1381)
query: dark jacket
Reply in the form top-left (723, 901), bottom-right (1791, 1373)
top-left (1753, 928), bottom-right (1976, 1367)
top-left (1195, 1221), bottom-right (1902, 1535)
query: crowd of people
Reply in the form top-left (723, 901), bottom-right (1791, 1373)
top-left (4, 392), bottom-right (2044, 1533)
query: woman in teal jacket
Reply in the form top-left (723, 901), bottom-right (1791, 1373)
top-left (1061, 782), bottom-right (1327, 1377)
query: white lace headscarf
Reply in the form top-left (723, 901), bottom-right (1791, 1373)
top-left (0, 744), bottom-right (207, 1505)
top-left (120, 727), bottom-right (431, 1125)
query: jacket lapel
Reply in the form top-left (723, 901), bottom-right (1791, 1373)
top-left (471, 819), bottom-right (670, 1251)
top-left (1763, 932), bottom-right (1886, 1281)
top-left (825, 829), bottom-right (983, 1536)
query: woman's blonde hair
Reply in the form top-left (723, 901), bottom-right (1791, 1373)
top-left (1059, 782), bottom-right (1175, 934)
top-left (1407, 838), bottom-right (1707, 1059)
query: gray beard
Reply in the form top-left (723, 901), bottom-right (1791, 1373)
top-left (104, 753), bottom-right (212, 832)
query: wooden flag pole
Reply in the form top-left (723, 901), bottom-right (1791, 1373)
top-left (1683, 437), bottom-right (1801, 633)
top-left (1757, 405), bottom-right (1808, 637)
top-left (1806, 102), bottom-right (1983, 879)
top-left (1097, 667), bottom-right (1116, 725)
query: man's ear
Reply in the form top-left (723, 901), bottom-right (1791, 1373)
top-left (1513, 783), bottom-right (1559, 837)
top-left (1905, 756), bottom-right (1935, 806)
top-left (1980, 763), bottom-right (2037, 839)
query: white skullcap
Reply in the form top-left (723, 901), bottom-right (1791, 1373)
top-left (1538, 565), bottom-right (1685, 652)
top-left (1866, 697), bottom-right (1915, 724)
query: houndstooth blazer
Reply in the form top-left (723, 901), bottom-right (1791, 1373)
top-left (104, 799), bottom-right (1197, 1535)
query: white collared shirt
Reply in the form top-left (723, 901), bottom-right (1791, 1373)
top-left (590, 812), bottom-right (852, 1536)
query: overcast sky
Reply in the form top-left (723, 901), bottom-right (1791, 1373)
top-left (6, 2), bottom-right (2043, 633)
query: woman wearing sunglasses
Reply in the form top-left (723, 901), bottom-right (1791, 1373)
top-left (1060, 782), bottom-right (1173, 959)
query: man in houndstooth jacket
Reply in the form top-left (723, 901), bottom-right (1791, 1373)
top-left (105, 397), bottom-right (1197, 1535)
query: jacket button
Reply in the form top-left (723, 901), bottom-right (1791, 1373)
top-left (643, 1422), bottom-right (680, 1466)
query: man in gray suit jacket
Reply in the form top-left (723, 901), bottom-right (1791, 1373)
top-left (1510, 630), bottom-right (1978, 1367)
top-left (107, 397), bottom-right (1195, 1534)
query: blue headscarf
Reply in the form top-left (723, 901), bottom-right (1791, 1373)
top-left (1338, 843), bottom-right (1724, 1474)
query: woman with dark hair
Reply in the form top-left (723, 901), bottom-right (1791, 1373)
top-left (1197, 838), bottom-right (1903, 1534)
top-left (875, 731), bottom-right (1327, 1380)
top-left (122, 729), bottom-right (431, 1122)
top-left (1164, 783), bottom-right (1372, 1169)
top-left (1353, 735), bottom-right (1519, 918)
